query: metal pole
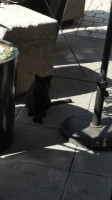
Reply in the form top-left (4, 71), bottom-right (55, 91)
top-left (61, 1), bottom-right (112, 150)
top-left (91, 0), bottom-right (112, 126)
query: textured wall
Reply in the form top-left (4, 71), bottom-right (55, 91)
top-left (0, 5), bottom-right (57, 95)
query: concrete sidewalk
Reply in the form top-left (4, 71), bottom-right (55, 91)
top-left (0, 0), bottom-right (112, 199)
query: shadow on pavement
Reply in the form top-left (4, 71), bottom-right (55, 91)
top-left (0, 104), bottom-right (91, 155)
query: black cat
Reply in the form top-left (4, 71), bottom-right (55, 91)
top-left (25, 74), bottom-right (72, 124)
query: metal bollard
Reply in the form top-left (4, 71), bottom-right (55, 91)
top-left (0, 39), bottom-right (19, 152)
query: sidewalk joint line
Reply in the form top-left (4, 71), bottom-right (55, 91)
top-left (60, 151), bottom-right (77, 200)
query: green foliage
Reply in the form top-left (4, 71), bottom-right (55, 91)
top-left (0, 46), bottom-right (13, 61)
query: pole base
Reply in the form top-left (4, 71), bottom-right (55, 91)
top-left (61, 113), bottom-right (112, 150)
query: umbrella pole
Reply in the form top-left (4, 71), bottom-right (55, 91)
top-left (91, 0), bottom-right (112, 127)
top-left (61, 1), bottom-right (112, 150)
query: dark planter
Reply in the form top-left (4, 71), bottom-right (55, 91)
top-left (19, 0), bottom-right (67, 32)
top-left (0, 39), bottom-right (19, 152)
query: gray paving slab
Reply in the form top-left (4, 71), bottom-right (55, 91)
top-left (71, 150), bottom-right (112, 178)
top-left (2, 148), bottom-right (75, 170)
top-left (55, 35), bottom-right (112, 64)
top-left (0, 159), bottom-right (68, 200)
top-left (54, 42), bottom-right (76, 62)
top-left (64, 36), bottom-right (105, 63)
top-left (90, 32), bottom-right (106, 39)
top-left (56, 32), bottom-right (67, 43)
top-left (77, 30), bottom-right (90, 37)
top-left (15, 106), bottom-right (22, 119)
top-left (2, 122), bottom-right (67, 153)
top-left (58, 35), bottom-right (105, 49)
top-left (50, 76), bottom-right (96, 99)
top-left (84, 16), bottom-right (104, 23)
top-left (53, 63), bottom-right (100, 83)
top-left (62, 171), bottom-right (112, 200)
top-left (15, 103), bottom-right (89, 129)
top-left (95, 13), bottom-right (109, 20)
top-left (53, 57), bottom-right (76, 66)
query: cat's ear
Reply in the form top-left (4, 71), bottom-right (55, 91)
top-left (35, 74), bottom-right (39, 82)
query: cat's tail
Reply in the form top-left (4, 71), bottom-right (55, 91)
top-left (51, 98), bottom-right (72, 106)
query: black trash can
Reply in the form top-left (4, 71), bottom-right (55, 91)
top-left (0, 39), bottom-right (19, 152)
top-left (19, 0), bottom-right (67, 32)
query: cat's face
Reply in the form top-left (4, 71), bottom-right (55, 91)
top-left (35, 74), bottom-right (52, 89)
